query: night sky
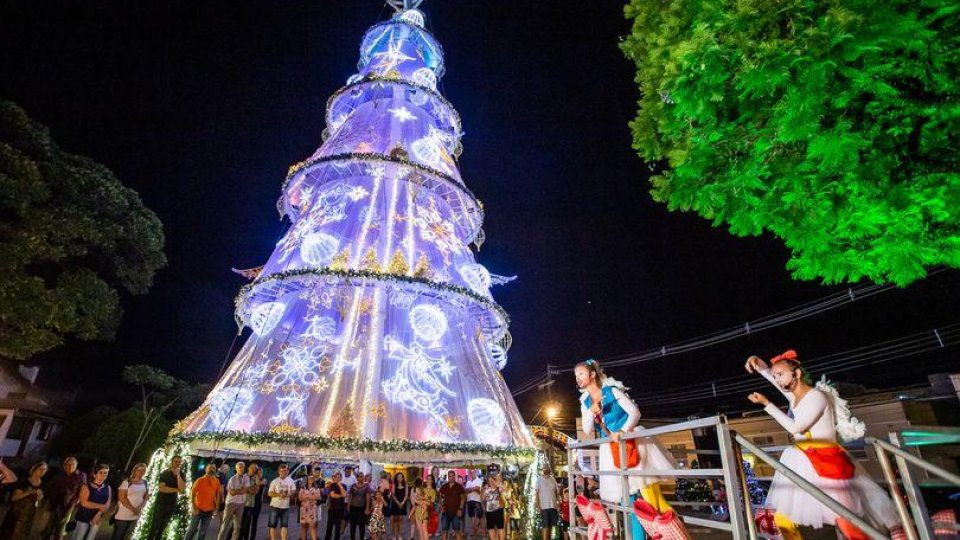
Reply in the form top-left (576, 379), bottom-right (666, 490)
top-left (2, 1), bottom-right (958, 424)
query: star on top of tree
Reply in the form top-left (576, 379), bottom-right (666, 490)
top-left (387, 0), bottom-right (424, 11)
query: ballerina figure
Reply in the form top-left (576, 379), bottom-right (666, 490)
top-left (575, 359), bottom-right (676, 510)
top-left (745, 350), bottom-right (901, 540)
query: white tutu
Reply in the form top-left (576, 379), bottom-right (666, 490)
top-left (765, 446), bottom-right (900, 530)
top-left (597, 427), bottom-right (676, 502)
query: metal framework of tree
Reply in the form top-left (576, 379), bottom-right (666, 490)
top-left (620, 0), bottom-right (959, 286)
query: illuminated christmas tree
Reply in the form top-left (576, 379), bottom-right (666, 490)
top-left (174, 3), bottom-right (534, 464)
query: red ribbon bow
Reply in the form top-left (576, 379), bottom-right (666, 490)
top-left (770, 350), bottom-right (798, 365)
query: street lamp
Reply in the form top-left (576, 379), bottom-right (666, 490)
top-left (545, 405), bottom-right (559, 420)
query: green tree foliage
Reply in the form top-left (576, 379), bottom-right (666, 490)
top-left (0, 101), bottom-right (166, 359)
top-left (620, 0), bottom-right (959, 285)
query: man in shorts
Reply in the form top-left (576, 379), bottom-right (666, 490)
top-left (536, 466), bottom-right (559, 540)
top-left (267, 464), bottom-right (297, 540)
top-left (464, 470), bottom-right (484, 538)
top-left (439, 470), bottom-right (465, 540)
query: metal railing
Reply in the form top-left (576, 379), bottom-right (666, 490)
top-left (565, 416), bottom-right (749, 539)
top-left (868, 426), bottom-right (960, 540)
top-left (735, 435), bottom-right (889, 540)
top-left (564, 419), bottom-right (960, 540)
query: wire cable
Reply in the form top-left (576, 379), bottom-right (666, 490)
top-left (509, 268), bottom-right (947, 395)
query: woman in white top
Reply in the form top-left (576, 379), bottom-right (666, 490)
top-left (576, 359), bottom-right (676, 508)
top-left (746, 350), bottom-right (899, 540)
top-left (113, 463), bottom-right (149, 540)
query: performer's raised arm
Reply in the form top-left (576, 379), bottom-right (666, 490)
top-left (746, 352), bottom-right (797, 402)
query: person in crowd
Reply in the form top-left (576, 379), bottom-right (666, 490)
top-left (324, 471), bottom-right (346, 540)
top-left (219, 464), bottom-right (231, 511)
top-left (389, 472), bottom-right (408, 540)
top-left (464, 470), bottom-right (483, 538)
top-left (185, 463), bottom-right (223, 540)
top-left (481, 473), bottom-right (505, 540)
top-left (409, 478), bottom-right (433, 540)
top-left (348, 472), bottom-right (370, 540)
top-left (341, 466), bottom-right (357, 532)
top-left (299, 469), bottom-right (322, 540)
top-left (376, 472), bottom-right (391, 531)
top-left (71, 464), bottom-right (111, 540)
top-left (45, 455), bottom-right (86, 540)
top-left (0, 461), bottom-right (47, 539)
top-left (745, 351), bottom-right (900, 540)
top-left (313, 470), bottom-right (328, 534)
top-left (369, 488), bottom-right (388, 540)
top-left (219, 461), bottom-right (251, 540)
top-left (429, 468), bottom-right (440, 489)
top-left (535, 466), bottom-right (558, 540)
top-left (268, 464), bottom-right (297, 540)
top-left (427, 474), bottom-right (438, 494)
top-left (576, 358), bottom-right (676, 509)
top-left (558, 486), bottom-right (570, 540)
top-left (112, 462), bottom-right (149, 540)
top-left (439, 470), bottom-right (465, 540)
top-left (240, 463), bottom-right (264, 540)
top-left (378, 471), bottom-right (392, 493)
top-left (147, 455), bottom-right (185, 540)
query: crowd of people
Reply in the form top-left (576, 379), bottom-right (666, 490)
top-left (0, 456), bottom-right (536, 540)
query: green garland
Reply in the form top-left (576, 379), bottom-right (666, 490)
top-left (234, 266), bottom-right (510, 328)
top-left (325, 75), bottom-right (463, 139)
top-left (131, 443), bottom-right (193, 540)
top-left (172, 430), bottom-right (537, 460)
top-left (281, 152), bottom-right (478, 207)
top-left (277, 151), bottom-right (484, 244)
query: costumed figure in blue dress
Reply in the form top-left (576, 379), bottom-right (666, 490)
top-left (575, 359), bottom-right (676, 509)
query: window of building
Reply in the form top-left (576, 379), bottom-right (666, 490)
top-left (6, 417), bottom-right (33, 440)
top-left (37, 421), bottom-right (54, 441)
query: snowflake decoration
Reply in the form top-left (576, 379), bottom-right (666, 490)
top-left (389, 106), bottom-right (416, 123)
top-left (311, 376), bottom-right (330, 393)
top-left (267, 346), bottom-right (322, 390)
top-left (414, 198), bottom-right (463, 264)
top-left (372, 40), bottom-right (415, 73)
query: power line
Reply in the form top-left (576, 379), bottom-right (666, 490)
top-left (632, 324), bottom-right (960, 403)
top-left (635, 329), bottom-right (958, 409)
top-left (509, 268), bottom-right (947, 396)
